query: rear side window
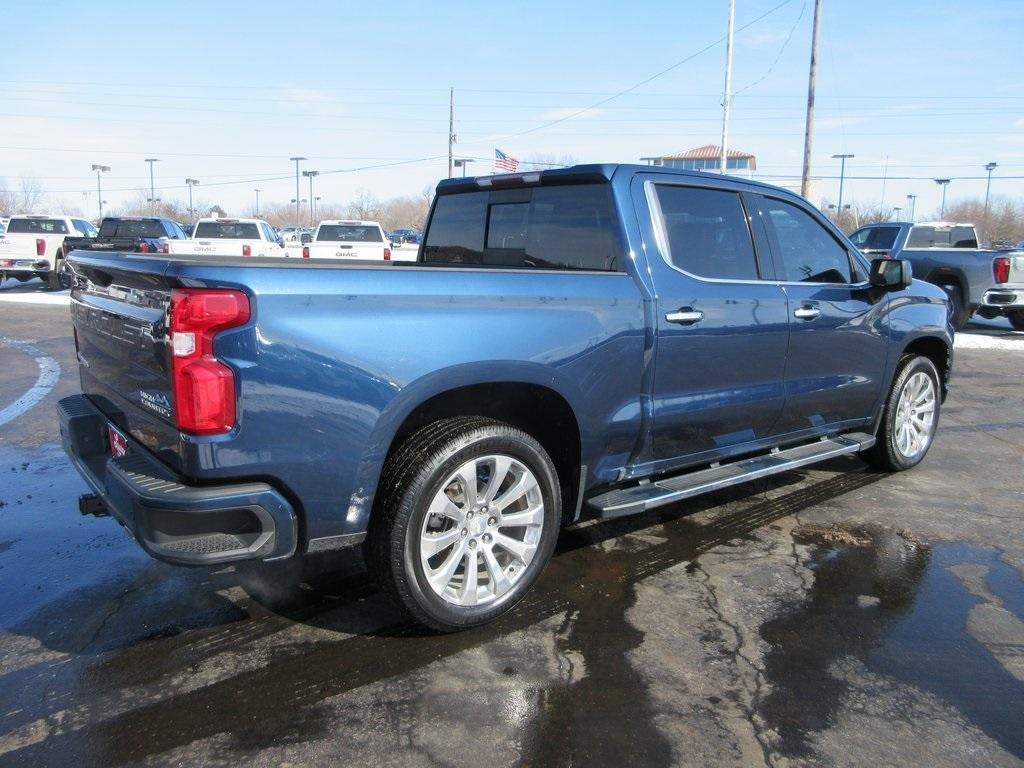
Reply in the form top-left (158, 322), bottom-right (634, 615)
top-left (317, 225), bottom-right (383, 242)
top-left (952, 226), bottom-right (977, 248)
top-left (850, 225), bottom-right (899, 251)
top-left (7, 218), bottom-right (69, 234)
top-left (194, 221), bottom-right (260, 239)
top-left (423, 184), bottom-right (620, 271)
top-left (761, 198), bottom-right (853, 284)
top-left (654, 185), bottom-right (759, 281)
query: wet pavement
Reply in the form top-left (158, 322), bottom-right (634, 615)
top-left (1, 284), bottom-right (1024, 767)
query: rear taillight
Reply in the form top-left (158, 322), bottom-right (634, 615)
top-left (138, 242), bottom-right (150, 253)
top-left (36, 238), bottom-right (45, 256)
top-left (169, 289), bottom-right (250, 435)
top-left (159, 238), bottom-right (170, 254)
top-left (242, 244), bottom-right (251, 257)
top-left (994, 256), bottom-right (1010, 284)
top-left (302, 246), bottom-right (310, 258)
top-left (383, 248), bottom-right (391, 261)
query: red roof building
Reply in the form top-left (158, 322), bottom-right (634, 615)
top-left (640, 144), bottom-right (757, 175)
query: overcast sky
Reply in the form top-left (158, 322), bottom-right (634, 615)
top-left (3, 0), bottom-right (1022, 220)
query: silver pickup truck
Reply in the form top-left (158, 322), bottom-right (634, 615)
top-left (849, 221), bottom-right (1024, 330)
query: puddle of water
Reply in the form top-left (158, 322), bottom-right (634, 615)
top-left (759, 527), bottom-right (1024, 759)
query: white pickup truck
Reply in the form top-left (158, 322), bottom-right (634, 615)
top-left (168, 218), bottom-right (286, 259)
top-left (301, 220), bottom-right (409, 262)
top-left (0, 214), bottom-right (98, 289)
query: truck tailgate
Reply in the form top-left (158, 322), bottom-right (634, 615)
top-left (68, 253), bottom-right (183, 469)
top-left (306, 241), bottom-right (386, 261)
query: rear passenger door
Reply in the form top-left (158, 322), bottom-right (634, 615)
top-left (638, 178), bottom-right (790, 468)
top-left (754, 194), bottom-right (888, 433)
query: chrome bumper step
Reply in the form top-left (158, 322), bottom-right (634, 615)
top-left (587, 432), bottom-right (875, 518)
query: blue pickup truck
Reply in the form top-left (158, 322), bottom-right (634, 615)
top-left (59, 165), bottom-right (953, 630)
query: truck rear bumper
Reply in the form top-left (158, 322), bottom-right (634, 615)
top-left (0, 258), bottom-right (52, 274)
top-left (982, 288), bottom-right (1024, 311)
top-left (57, 394), bottom-right (297, 566)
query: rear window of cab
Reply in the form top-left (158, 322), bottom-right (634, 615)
top-left (194, 222), bottom-right (260, 239)
top-left (7, 218), bottom-right (69, 234)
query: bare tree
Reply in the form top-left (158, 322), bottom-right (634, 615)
top-left (16, 177), bottom-right (45, 213)
top-left (346, 188), bottom-right (381, 221)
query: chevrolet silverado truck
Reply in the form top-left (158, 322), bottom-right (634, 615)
top-left (300, 220), bottom-right (411, 262)
top-left (59, 165), bottom-right (953, 631)
top-left (0, 214), bottom-right (98, 289)
top-left (168, 217), bottom-right (287, 258)
top-left (63, 217), bottom-right (190, 256)
top-left (849, 221), bottom-right (1024, 330)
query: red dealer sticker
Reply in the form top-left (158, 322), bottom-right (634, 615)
top-left (107, 424), bottom-right (128, 458)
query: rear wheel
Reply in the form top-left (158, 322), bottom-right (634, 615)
top-left (47, 254), bottom-right (69, 291)
top-left (938, 282), bottom-right (970, 330)
top-left (1008, 310), bottom-right (1024, 331)
top-left (865, 354), bottom-right (941, 472)
top-left (368, 417), bottom-right (560, 631)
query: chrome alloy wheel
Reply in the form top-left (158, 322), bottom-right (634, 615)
top-left (893, 371), bottom-right (937, 460)
top-left (418, 454), bottom-right (545, 607)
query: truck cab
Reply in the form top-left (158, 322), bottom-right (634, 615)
top-left (0, 214), bottom-right (97, 289)
top-left (301, 220), bottom-right (406, 262)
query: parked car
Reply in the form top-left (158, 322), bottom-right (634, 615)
top-left (63, 217), bottom-right (190, 257)
top-left (168, 217), bottom-right (287, 258)
top-left (301, 220), bottom-right (411, 262)
top-left (0, 214), bottom-right (97, 289)
top-left (849, 221), bottom-right (1024, 329)
top-left (60, 164), bottom-right (952, 631)
top-left (390, 228), bottom-right (421, 245)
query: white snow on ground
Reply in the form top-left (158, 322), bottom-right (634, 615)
top-left (0, 291), bottom-right (70, 306)
top-left (954, 332), bottom-right (1024, 351)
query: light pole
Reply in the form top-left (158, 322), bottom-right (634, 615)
top-left (185, 178), bottom-right (200, 222)
top-left (253, 189), bottom-right (262, 217)
top-left (314, 196), bottom-right (321, 221)
top-left (934, 178), bottom-right (951, 218)
top-left (144, 158), bottom-right (160, 210)
top-left (832, 153), bottom-right (854, 213)
top-left (91, 164), bottom-right (110, 221)
top-left (892, 206), bottom-right (902, 221)
top-left (302, 170), bottom-right (319, 226)
top-left (906, 194), bottom-right (917, 222)
top-left (982, 161), bottom-right (997, 244)
top-left (453, 158), bottom-right (476, 177)
top-left (289, 156), bottom-right (306, 225)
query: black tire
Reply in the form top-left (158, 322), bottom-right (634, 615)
top-left (47, 254), bottom-right (69, 291)
top-left (1008, 310), bottom-right (1024, 331)
top-left (368, 417), bottom-right (561, 632)
top-left (864, 354), bottom-right (941, 472)
top-left (939, 282), bottom-right (970, 330)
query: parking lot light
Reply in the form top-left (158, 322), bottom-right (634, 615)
top-left (90, 164), bottom-right (110, 220)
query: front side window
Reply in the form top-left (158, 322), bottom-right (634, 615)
top-left (655, 185), bottom-right (759, 281)
top-left (849, 225), bottom-right (899, 251)
top-left (761, 198), bottom-right (853, 284)
top-left (423, 184), bottom-right (619, 271)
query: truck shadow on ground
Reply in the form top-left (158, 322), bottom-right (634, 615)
top-left (3, 461), bottom-right (889, 766)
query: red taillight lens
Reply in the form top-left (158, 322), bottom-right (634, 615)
top-left (302, 246), bottom-right (310, 258)
top-left (138, 242), bottom-right (150, 253)
top-left (994, 256), bottom-right (1010, 284)
top-left (36, 238), bottom-right (45, 256)
top-left (169, 289), bottom-right (250, 435)
top-left (383, 248), bottom-right (391, 261)
top-left (159, 238), bottom-right (170, 254)
top-left (242, 244), bottom-right (251, 257)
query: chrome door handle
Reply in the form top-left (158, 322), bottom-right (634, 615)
top-left (794, 306), bottom-right (820, 320)
top-left (665, 309), bottom-right (704, 325)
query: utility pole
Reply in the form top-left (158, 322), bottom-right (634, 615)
top-left (719, 0), bottom-right (736, 174)
top-left (253, 189), bottom-right (262, 217)
top-left (185, 178), bottom-right (199, 222)
top-left (906, 193), bottom-right (916, 222)
top-left (800, 0), bottom-right (823, 199)
top-left (832, 153), bottom-right (853, 213)
top-left (91, 164), bottom-right (109, 221)
top-left (982, 161), bottom-right (997, 244)
top-left (447, 87), bottom-right (456, 179)
top-left (302, 170), bottom-right (319, 226)
top-left (144, 158), bottom-right (160, 211)
top-left (934, 178), bottom-right (951, 218)
top-left (289, 156), bottom-right (306, 226)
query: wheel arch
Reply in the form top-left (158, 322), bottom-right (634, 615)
top-left (901, 334), bottom-right (951, 401)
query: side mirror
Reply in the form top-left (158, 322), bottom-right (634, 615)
top-left (870, 258), bottom-right (912, 290)
top-left (300, 233), bottom-right (312, 244)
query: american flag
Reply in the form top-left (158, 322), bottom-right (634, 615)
top-left (494, 149), bottom-right (519, 172)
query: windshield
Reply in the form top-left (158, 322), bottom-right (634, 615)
top-left (194, 221), bottom-right (260, 239)
top-left (6, 218), bottom-right (69, 234)
top-left (99, 219), bottom-right (168, 238)
top-left (849, 226), bottom-right (899, 251)
top-left (317, 225), bottom-right (382, 242)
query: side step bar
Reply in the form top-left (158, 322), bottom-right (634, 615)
top-left (587, 432), bottom-right (875, 518)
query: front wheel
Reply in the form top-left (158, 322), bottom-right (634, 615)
top-left (865, 354), bottom-right (941, 472)
top-left (368, 417), bottom-right (560, 631)
top-left (1008, 310), bottom-right (1024, 331)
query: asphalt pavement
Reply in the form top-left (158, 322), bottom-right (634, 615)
top-left (1, 276), bottom-right (1023, 767)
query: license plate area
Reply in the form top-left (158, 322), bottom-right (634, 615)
top-left (107, 423), bottom-right (128, 458)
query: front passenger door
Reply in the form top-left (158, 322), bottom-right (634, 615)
top-left (756, 195), bottom-right (889, 434)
